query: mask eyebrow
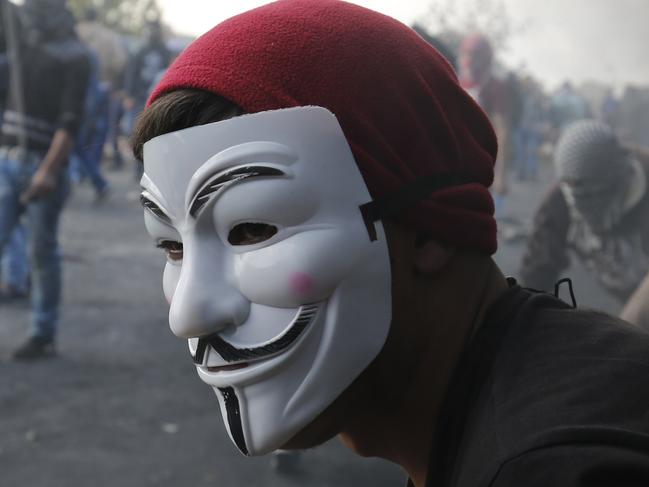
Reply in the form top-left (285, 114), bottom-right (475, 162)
top-left (140, 193), bottom-right (173, 224)
top-left (188, 165), bottom-right (285, 218)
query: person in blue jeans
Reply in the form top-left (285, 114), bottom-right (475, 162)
top-left (0, 150), bottom-right (70, 356)
top-left (513, 77), bottom-right (545, 181)
top-left (69, 51), bottom-right (110, 202)
top-left (0, 0), bottom-right (89, 360)
top-left (0, 224), bottom-right (29, 298)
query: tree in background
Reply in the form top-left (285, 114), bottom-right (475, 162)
top-left (416, 0), bottom-right (527, 57)
top-left (67, 0), bottom-right (162, 34)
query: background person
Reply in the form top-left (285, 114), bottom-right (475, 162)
top-left (458, 33), bottom-right (517, 216)
top-left (76, 6), bottom-right (128, 170)
top-left (512, 76), bottom-right (546, 181)
top-left (69, 51), bottom-right (110, 202)
top-left (520, 120), bottom-right (649, 309)
top-left (0, 0), bottom-right (90, 359)
top-left (550, 81), bottom-right (590, 133)
top-left (122, 18), bottom-right (170, 180)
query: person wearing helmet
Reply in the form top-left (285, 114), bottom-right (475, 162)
top-left (520, 120), bottom-right (649, 319)
top-left (133, 2), bottom-right (649, 486)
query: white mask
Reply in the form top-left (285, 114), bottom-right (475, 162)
top-left (141, 106), bottom-right (392, 455)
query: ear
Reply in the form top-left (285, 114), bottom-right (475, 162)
top-left (414, 239), bottom-right (455, 275)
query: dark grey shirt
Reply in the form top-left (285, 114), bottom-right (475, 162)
top-left (411, 282), bottom-right (649, 487)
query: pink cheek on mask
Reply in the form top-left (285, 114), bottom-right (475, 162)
top-left (289, 272), bottom-right (315, 297)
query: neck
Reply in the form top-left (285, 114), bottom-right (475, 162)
top-left (339, 256), bottom-right (509, 487)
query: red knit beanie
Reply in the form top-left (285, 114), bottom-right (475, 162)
top-left (149, 0), bottom-right (498, 254)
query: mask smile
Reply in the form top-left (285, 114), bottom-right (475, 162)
top-left (191, 303), bottom-right (321, 380)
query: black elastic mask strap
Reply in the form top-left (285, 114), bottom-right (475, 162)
top-left (554, 277), bottom-right (577, 308)
top-left (359, 173), bottom-right (462, 241)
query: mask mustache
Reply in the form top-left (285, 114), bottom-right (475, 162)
top-left (192, 304), bottom-right (319, 365)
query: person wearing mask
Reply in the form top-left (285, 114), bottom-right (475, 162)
top-left (520, 120), bottom-right (649, 326)
top-left (134, 2), bottom-right (649, 486)
top-left (0, 0), bottom-right (90, 359)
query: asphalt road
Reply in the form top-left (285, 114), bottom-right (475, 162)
top-left (0, 161), bottom-right (620, 487)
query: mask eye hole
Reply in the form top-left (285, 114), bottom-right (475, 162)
top-left (228, 223), bottom-right (278, 246)
top-left (157, 240), bottom-right (184, 262)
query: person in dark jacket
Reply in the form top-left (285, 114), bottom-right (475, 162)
top-left (132, 2), bottom-right (649, 486)
top-left (0, 0), bottom-right (90, 359)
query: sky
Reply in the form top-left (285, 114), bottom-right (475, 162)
top-left (158, 0), bottom-right (649, 91)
